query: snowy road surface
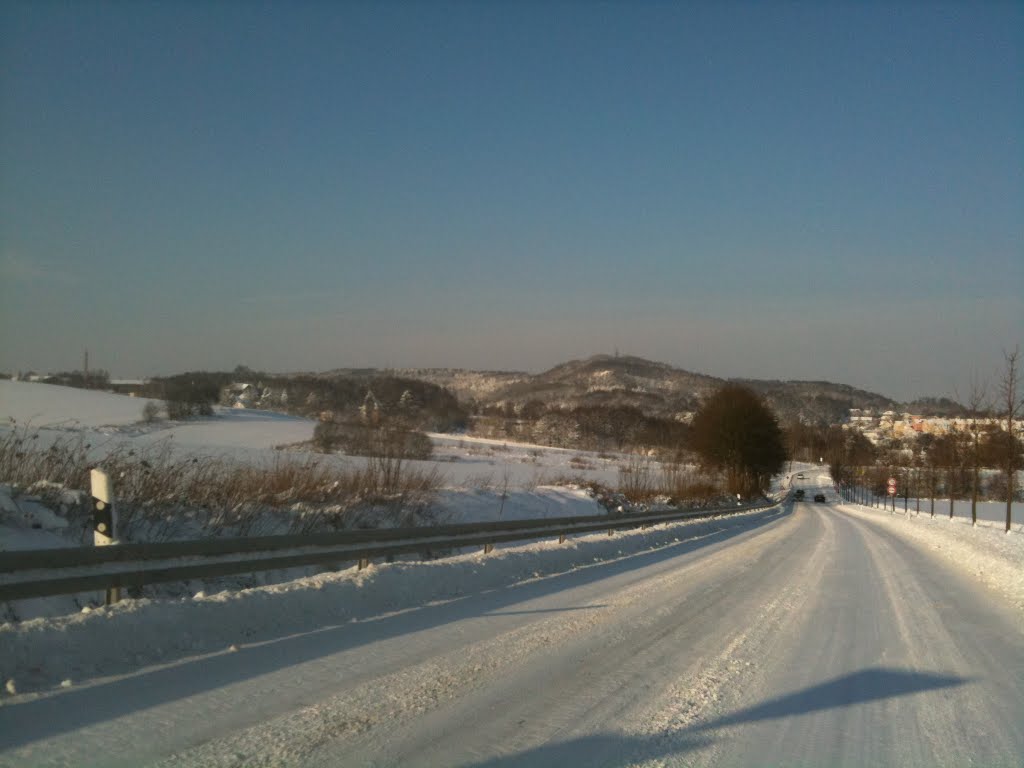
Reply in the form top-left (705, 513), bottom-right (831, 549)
top-left (2, 492), bottom-right (1022, 767)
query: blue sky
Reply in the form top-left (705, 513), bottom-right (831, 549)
top-left (1, 1), bottom-right (1021, 401)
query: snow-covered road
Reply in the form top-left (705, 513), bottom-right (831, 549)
top-left (2, 495), bottom-right (1021, 767)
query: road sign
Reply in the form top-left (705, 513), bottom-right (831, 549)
top-left (887, 477), bottom-right (897, 488)
top-left (887, 486), bottom-right (897, 496)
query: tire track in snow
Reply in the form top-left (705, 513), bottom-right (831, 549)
top-left (152, 510), bottom-right (801, 768)
top-left (624, 505), bottom-right (836, 767)
top-left (658, 505), bottom-right (1023, 768)
top-left (321, 507), bottom-right (816, 767)
top-left (845, 509), bottom-right (1024, 765)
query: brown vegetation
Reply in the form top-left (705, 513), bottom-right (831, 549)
top-left (0, 423), bottom-right (442, 540)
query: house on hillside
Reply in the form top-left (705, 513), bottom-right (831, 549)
top-left (110, 379), bottom-right (149, 396)
top-left (223, 382), bottom-right (256, 408)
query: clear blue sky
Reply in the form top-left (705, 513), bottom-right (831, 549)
top-left (1, 1), bottom-right (1021, 401)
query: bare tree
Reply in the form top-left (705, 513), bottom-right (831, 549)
top-left (997, 347), bottom-right (1022, 532)
top-left (960, 377), bottom-right (989, 526)
top-left (917, 433), bottom-right (938, 517)
top-left (929, 429), bottom-right (962, 519)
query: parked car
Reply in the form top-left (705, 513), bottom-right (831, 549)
top-left (794, 489), bottom-right (805, 500)
top-left (814, 493), bottom-right (826, 503)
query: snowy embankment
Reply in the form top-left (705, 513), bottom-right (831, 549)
top-left (838, 502), bottom-right (1024, 611)
top-left (0, 504), bottom-right (783, 698)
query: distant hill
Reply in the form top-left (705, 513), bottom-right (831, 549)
top-left (732, 378), bottom-right (897, 426)
top-left (385, 368), bottom-right (529, 402)
top-left (487, 354), bottom-right (718, 416)
top-left (310, 354), bottom-right (964, 426)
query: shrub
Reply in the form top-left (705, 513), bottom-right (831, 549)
top-left (141, 401), bottom-right (162, 423)
top-left (0, 424), bottom-right (443, 539)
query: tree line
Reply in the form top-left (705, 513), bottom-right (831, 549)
top-left (471, 385), bottom-right (788, 498)
top-left (470, 402), bottom-right (691, 456)
top-left (137, 369), bottom-right (469, 432)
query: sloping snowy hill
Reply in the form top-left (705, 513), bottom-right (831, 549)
top-left (0, 380), bottom-right (160, 429)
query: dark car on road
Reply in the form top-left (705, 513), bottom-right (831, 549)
top-left (794, 489), bottom-right (805, 500)
top-left (814, 493), bottom-right (826, 503)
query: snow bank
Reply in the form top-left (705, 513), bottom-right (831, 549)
top-left (870, 498), bottom-right (1019, 527)
top-left (0, 504), bottom-right (783, 696)
top-left (839, 502), bottom-right (1024, 611)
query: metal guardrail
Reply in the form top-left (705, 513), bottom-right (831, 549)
top-left (0, 496), bottom-right (785, 602)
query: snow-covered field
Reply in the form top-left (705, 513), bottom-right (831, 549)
top-left (0, 385), bottom-right (626, 548)
top-left (1, 380), bottom-right (316, 456)
top-left (0, 380), bottom-right (634, 485)
top-left (0, 380), bottom-right (163, 430)
top-left (0, 381), bottom-right (687, 624)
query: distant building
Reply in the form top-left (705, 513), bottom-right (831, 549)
top-left (224, 382), bottom-right (256, 408)
top-left (109, 378), bottom-right (149, 396)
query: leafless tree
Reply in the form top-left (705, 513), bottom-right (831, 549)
top-left (959, 376), bottom-right (989, 526)
top-left (929, 429), bottom-right (962, 519)
top-left (997, 347), bottom-right (1022, 532)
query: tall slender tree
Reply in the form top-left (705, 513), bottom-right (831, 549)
top-left (963, 378), bottom-right (989, 526)
top-left (997, 347), bottom-right (1022, 532)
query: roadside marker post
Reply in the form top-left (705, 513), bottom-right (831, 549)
top-left (90, 468), bottom-right (120, 605)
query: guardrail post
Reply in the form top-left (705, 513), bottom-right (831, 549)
top-left (558, 533), bottom-right (566, 544)
top-left (90, 468), bottom-right (120, 605)
top-left (483, 543), bottom-right (494, 554)
top-left (357, 558), bottom-right (370, 570)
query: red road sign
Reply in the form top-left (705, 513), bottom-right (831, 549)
top-left (887, 477), bottom-right (897, 488)
top-left (887, 486), bottom-right (897, 495)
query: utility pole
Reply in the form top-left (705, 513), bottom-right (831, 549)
top-left (83, 348), bottom-right (89, 388)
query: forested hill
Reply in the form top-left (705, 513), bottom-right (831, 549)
top-left (396, 354), bottom-right (903, 426)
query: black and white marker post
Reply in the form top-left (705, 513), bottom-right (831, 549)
top-left (90, 468), bottom-right (120, 605)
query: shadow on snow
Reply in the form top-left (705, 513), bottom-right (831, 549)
top-left (457, 667), bottom-right (971, 768)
